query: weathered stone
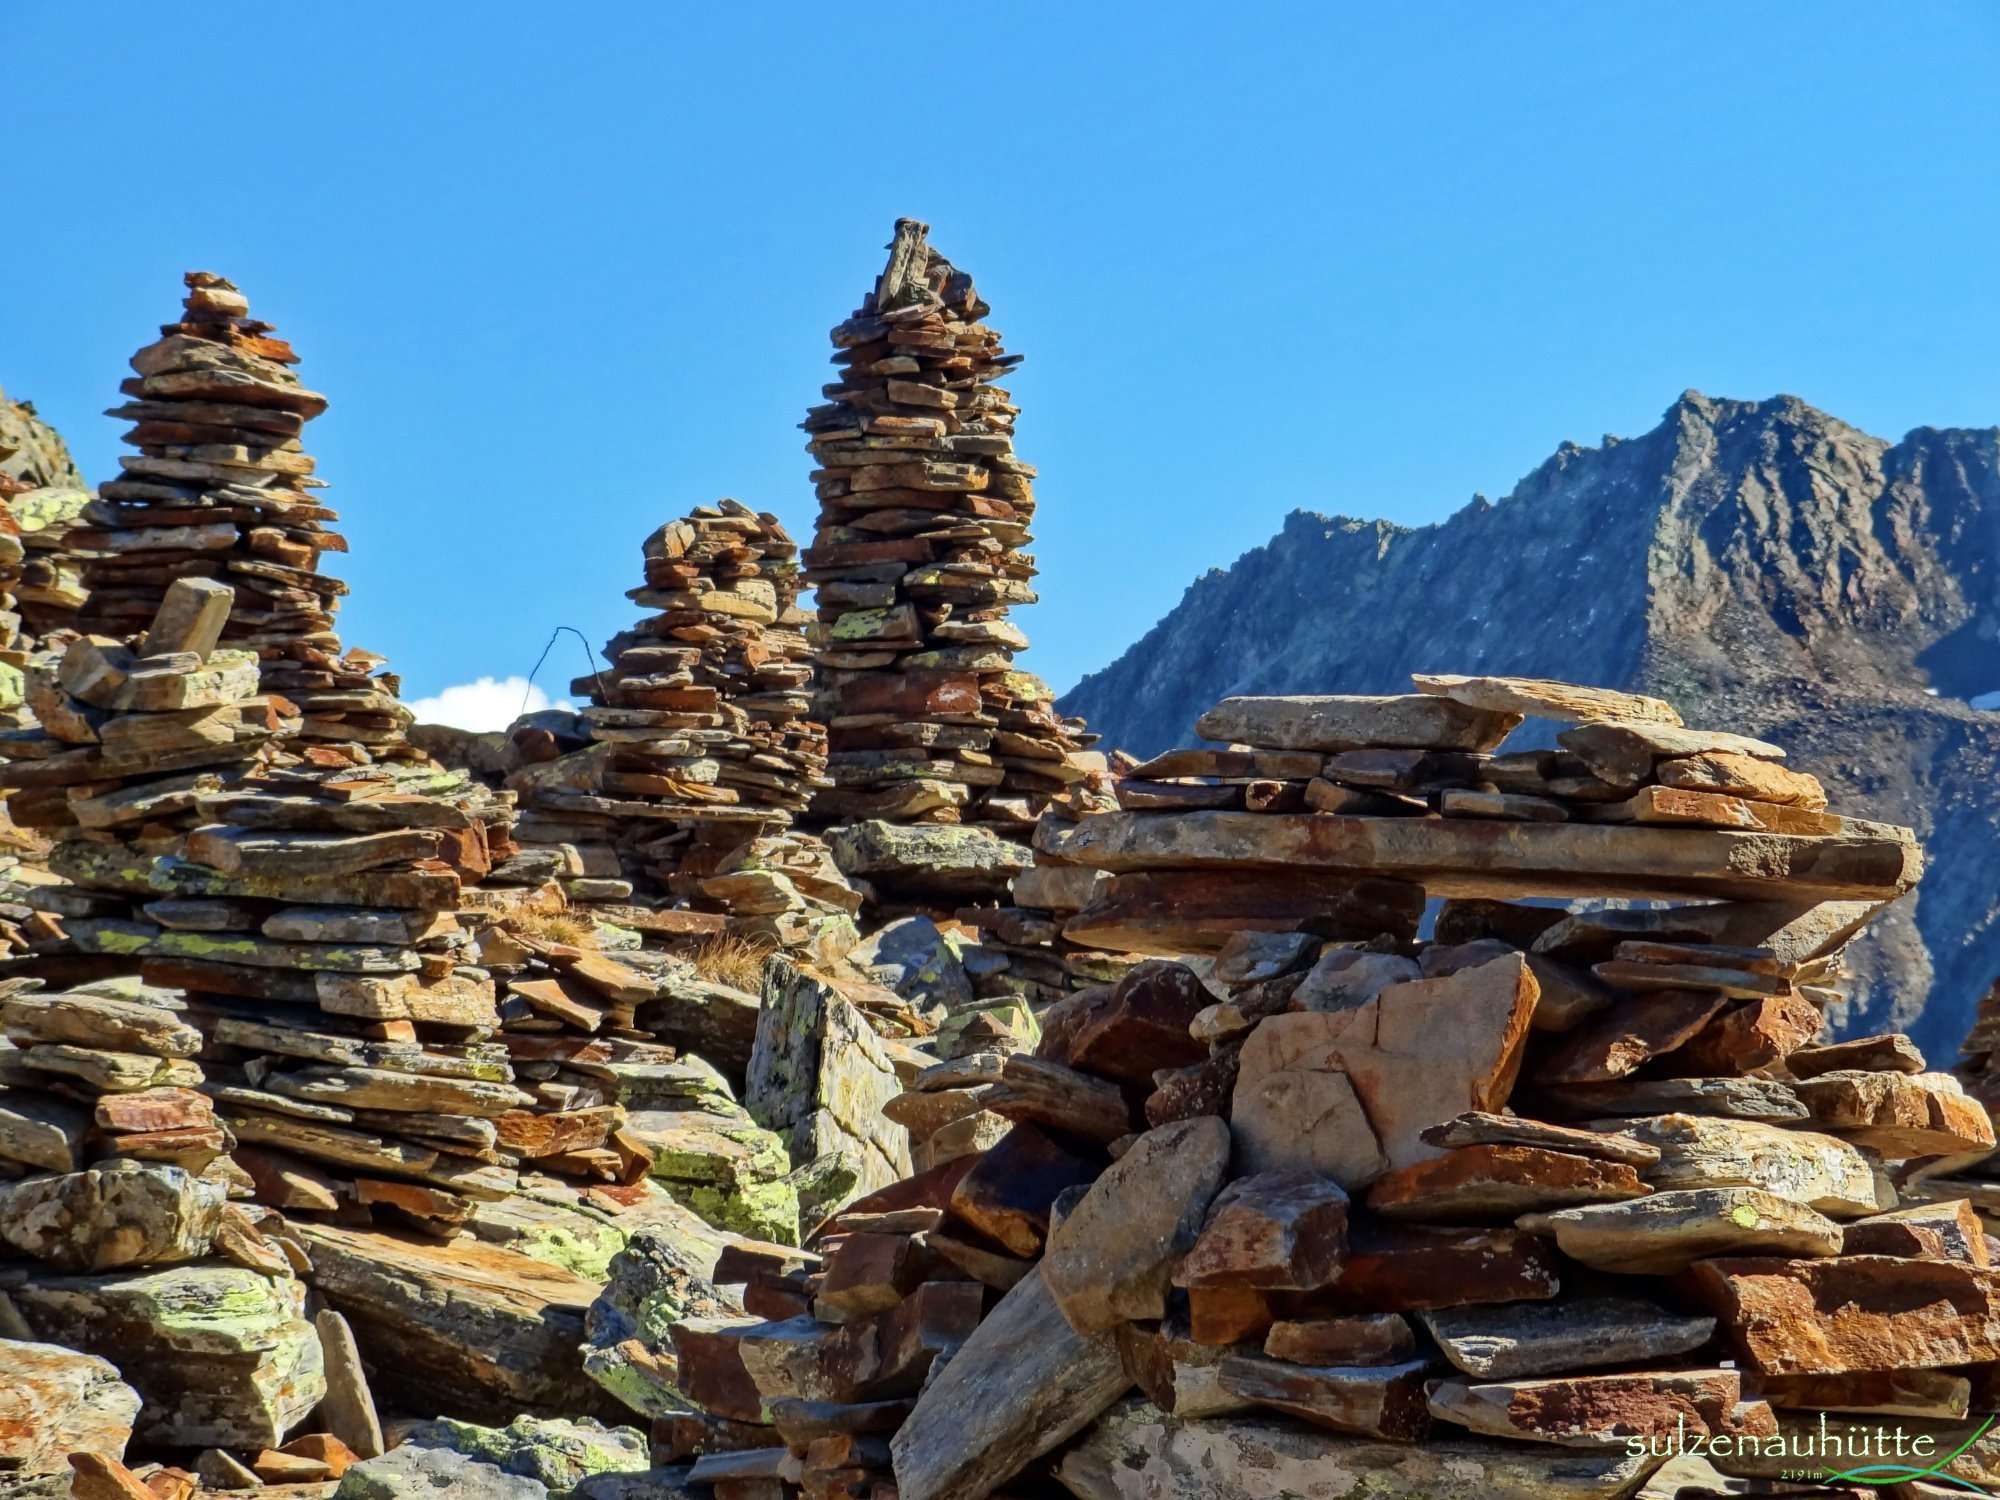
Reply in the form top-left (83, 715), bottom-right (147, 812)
top-left (397, 1415), bottom-right (648, 1493)
top-left (986, 1055), bottom-right (1133, 1143)
top-left (1419, 1297), bottom-right (1716, 1380)
top-left (0, 1161), bottom-right (224, 1271)
top-left (846, 916), bottom-right (972, 1014)
top-left (1791, 1070), bottom-right (1995, 1157)
top-left (1175, 1169), bottom-right (1349, 1290)
top-left (1411, 674), bottom-right (1682, 726)
top-left (1325, 1224), bottom-right (1559, 1311)
top-left (1841, 1199), bottom-right (1989, 1263)
top-left (1539, 1075), bottom-right (1808, 1121)
top-left (334, 1444), bottom-right (550, 1500)
top-left (826, 820), bottom-right (1031, 898)
top-left (1789, 1032), bottom-right (1925, 1078)
top-left (8, 1263), bottom-right (323, 1448)
top-left (1113, 1314), bottom-right (1247, 1418)
top-left (1557, 720), bottom-right (1787, 784)
top-left (1232, 953), bottom-right (1536, 1187)
top-left (300, 1223), bottom-right (620, 1425)
top-left (624, 1109), bottom-right (800, 1245)
top-left (0, 1338), bottom-right (140, 1476)
top-left (1422, 1110), bottom-right (1659, 1165)
top-left (0, 1092), bottom-right (90, 1172)
top-left (1043, 1117), bottom-right (1230, 1333)
top-left (1214, 1354), bottom-right (1431, 1439)
top-left (1670, 994), bottom-right (1822, 1075)
top-left (889, 1268), bottom-right (1130, 1500)
top-left (1428, 1367), bottom-right (1774, 1448)
top-left (745, 961), bottom-right (910, 1221)
top-left (1755, 1369), bottom-right (1971, 1419)
top-left (0, 991), bottom-right (204, 1057)
top-left (1518, 1187), bottom-right (1843, 1273)
top-left (1053, 1398), bottom-right (1664, 1499)
top-left (1263, 1313), bottom-right (1414, 1366)
top-left (1534, 989), bottom-right (1730, 1084)
top-left (1366, 1144), bottom-right (1650, 1221)
top-left (1195, 694), bottom-right (1521, 752)
top-left (1038, 960), bottom-right (1210, 1085)
top-left (1616, 1113), bottom-right (1891, 1216)
top-left (314, 1309), bottom-right (384, 1459)
top-left (947, 1122), bottom-right (1099, 1257)
top-left (1655, 749), bottom-right (1827, 807)
top-left (1684, 1254), bottom-right (2000, 1375)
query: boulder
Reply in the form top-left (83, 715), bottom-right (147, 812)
top-left (623, 1109), bottom-right (800, 1244)
top-left (890, 1268), bottom-right (1130, 1500)
top-left (1043, 1117), bottom-right (1230, 1332)
top-left (7, 1263), bottom-right (322, 1449)
top-left (1232, 953), bottom-right (1537, 1187)
top-left (0, 1161), bottom-right (224, 1271)
top-left (0, 1338), bottom-right (140, 1477)
top-left (397, 1415), bottom-right (649, 1494)
top-left (746, 961), bottom-right (911, 1222)
top-left (582, 1224), bottom-right (739, 1419)
top-left (335, 1445), bottom-right (550, 1500)
top-left (846, 917), bottom-right (973, 1015)
top-left (1175, 1169), bottom-right (1350, 1290)
top-left (826, 820), bottom-right (1031, 899)
top-left (299, 1223), bottom-right (622, 1425)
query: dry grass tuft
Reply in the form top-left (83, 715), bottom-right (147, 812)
top-left (502, 906), bottom-right (599, 949)
top-left (688, 932), bottom-right (778, 992)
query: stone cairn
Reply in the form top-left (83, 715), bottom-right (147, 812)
top-left (801, 218), bottom-right (1093, 836)
top-left (0, 579), bottom-right (333, 1462)
top-left (79, 271), bottom-right (416, 762)
top-left (611, 674), bottom-right (2000, 1500)
top-left (512, 502), bottom-right (858, 958)
top-left (0, 384), bottom-right (94, 719)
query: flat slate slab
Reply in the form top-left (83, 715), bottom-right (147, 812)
top-left (1045, 809), bottom-right (1921, 904)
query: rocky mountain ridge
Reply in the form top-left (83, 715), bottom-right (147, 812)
top-left (1060, 391), bottom-right (2000, 1058)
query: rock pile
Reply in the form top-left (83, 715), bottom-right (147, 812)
top-left (80, 271), bottom-right (415, 761)
top-left (802, 219), bottom-right (1094, 833)
top-left (511, 503), bottom-right (859, 958)
top-left (1, 386), bottom-right (94, 715)
top-left (862, 674), bottom-right (1991, 1500)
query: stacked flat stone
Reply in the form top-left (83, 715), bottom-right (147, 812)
top-left (802, 218), bottom-right (1093, 832)
top-left (0, 577), bottom-right (291, 902)
top-left (80, 271), bottom-right (416, 761)
top-left (878, 675), bottom-right (1993, 1500)
top-left (1, 385), bottom-right (94, 727)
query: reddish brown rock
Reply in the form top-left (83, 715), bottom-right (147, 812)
top-left (1175, 1170), bottom-right (1350, 1291)
top-left (1534, 989), bottom-right (1731, 1084)
top-left (1232, 954), bottom-right (1537, 1187)
top-left (1420, 1110), bottom-right (1658, 1166)
top-left (1263, 1313), bottom-right (1415, 1367)
top-left (1684, 1255), bottom-right (2000, 1374)
top-left (1364, 1144), bottom-right (1650, 1222)
top-left (1670, 994), bottom-right (1822, 1076)
top-left (1215, 1353), bottom-right (1431, 1440)
top-left (1841, 1200), bottom-right (1989, 1264)
top-left (1428, 1367), bottom-right (1774, 1448)
top-left (1039, 961), bottom-right (1210, 1085)
top-left (1753, 1369), bottom-right (1971, 1420)
top-left (1042, 1118), bottom-right (1230, 1333)
top-left (1187, 1284), bottom-right (1275, 1346)
top-left (947, 1124), bottom-right (1100, 1257)
top-left (1325, 1225), bottom-right (1560, 1312)
top-left (1788, 1033), bottom-right (1925, 1079)
top-left (1791, 1072), bottom-right (1995, 1157)
top-left (1143, 1042), bottom-right (1242, 1127)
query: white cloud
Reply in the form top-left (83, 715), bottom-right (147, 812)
top-left (408, 676), bottom-right (575, 733)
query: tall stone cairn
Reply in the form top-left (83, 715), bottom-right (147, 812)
top-left (79, 271), bottom-right (416, 761)
top-left (0, 385), bottom-right (94, 723)
top-left (802, 219), bottom-right (1093, 830)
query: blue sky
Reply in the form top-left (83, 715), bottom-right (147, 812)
top-left (7, 4), bottom-right (1998, 725)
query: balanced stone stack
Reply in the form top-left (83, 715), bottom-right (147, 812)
top-left (79, 271), bottom-right (416, 761)
top-left (801, 218), bottom-right (1094, 832)
top-left (0, 577), bottom-right (292, 922)
top-left (856, 675), bottom-right (1999, 1500)
top-left (513, 502), bottom-right (857, 957)
top-left (1, 385), bottom-right (94, 723)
